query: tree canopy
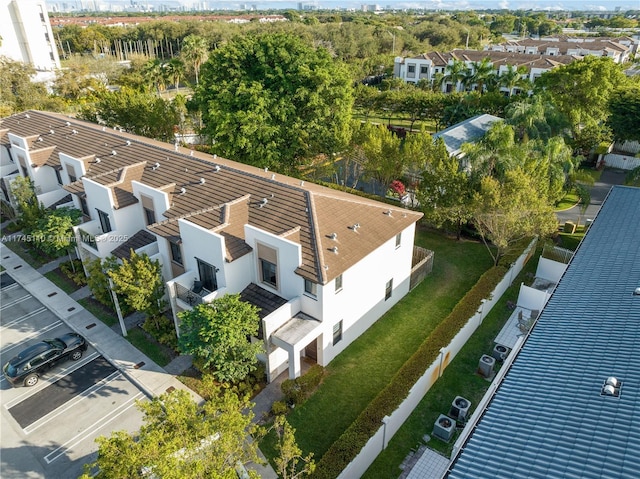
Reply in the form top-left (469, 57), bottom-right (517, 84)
top-left (81, 388), bottom-right (262, 479)
top-left (607, 84), bottom-right (640, 142)
top-left (190, 32), bottom-right (354, 173)
top-left (178, 294), bottom-right (263, 383)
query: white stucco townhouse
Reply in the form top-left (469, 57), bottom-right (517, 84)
top-left (0, 110), bottom-right (427, 383)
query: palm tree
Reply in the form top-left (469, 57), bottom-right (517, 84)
top-left (468, 57), bottom-right (495, 94)
top-left (181, 34), bottom-right (209, 85)
top-left (142, 58), bottom-right (165, 96)
top-left (440, 59), bottom-right (467, 93)
top-left (499, 64), bottom-right (530, 97)
top-left (163, 58), bottom-right (185, 92)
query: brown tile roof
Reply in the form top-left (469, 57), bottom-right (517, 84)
top-left (413, 49), bottom-right (576, 70)
top-left (240, 282), bottom-right (288, 319)
top-left (111, 229), bottom-right (158, 260)
top-left (1, 110), bottom-right (423, 284)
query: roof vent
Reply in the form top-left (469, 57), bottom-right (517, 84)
top-left (152, 162), bottom-right (160, 170)
top-left (259, 198), bottom-right (268, 208)
top-left (37, 137), bottom-right (43, 142)
top-left (174, 143), bottom-right (179, 151)
top-left (94, 158), bottom-right (101, 164)
top-left (102, 126), bottom-right (106, 131)
top-left (329, 232), bottom-right (337, 240)
top-left (264, 167), bottom-right (268, 172)
top-left (323, 265), bottom-right (329, 270)
top-left (25, 114), bottom-right (30, 119)
top-left (384, 209), bottom-right (392, 216)
top-left (213, 154), bottom-right (217, 159)
top-left (111, 150), bottom-right (117, 156)
top-left (601, 377), bottom-right (622, 397)
top-left (199, 177), bottom-right (206, 185)
top-left (634, 287), bottom-right (640, 296)
top-left (49, 129), bottom-right (54, 135)
top-left (214, 165), bottom-right (221, 172)
top-left (330, 246), bottom-right (338, 254)
top-left (72, 129), bottom-right (78, 134)
top-left (271, 173), bottom-right (276, 180)
top-left (350, 223), bottom-right (360, 231)
top-left (300, 180), bottom-right (304, 186)
top-left (66, 121), bottom-right (71, 126)
top-left (190, 150), bottom-right (194, 156)
top-left (126, 140), bottom-right (131, 146)
top-left (180, 187), bottom-right (186, 195)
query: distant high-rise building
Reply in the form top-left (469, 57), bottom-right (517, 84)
top-left (0, 0), bottom-right (61, 76)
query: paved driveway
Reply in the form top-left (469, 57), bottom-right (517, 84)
top-left (556, 169), bottom-right (627, 226)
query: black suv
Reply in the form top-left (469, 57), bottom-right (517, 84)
top-left (3, 332), bottom-right (88, 387)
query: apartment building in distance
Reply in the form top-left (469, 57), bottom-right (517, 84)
top-left (0, 110), bottom-right (427, 383)
top-left (0, 0), bottom-right (61, 78)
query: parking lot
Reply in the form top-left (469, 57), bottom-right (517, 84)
top-left (1, 272), bottom-right (146, 479)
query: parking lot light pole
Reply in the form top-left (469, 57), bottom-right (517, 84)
top-left (108, 277), bottom-right (127, 337)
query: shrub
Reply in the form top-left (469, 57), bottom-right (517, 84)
top-left (142, 315), bottom-right (177, 350)
top-left (282, 365), bottom-right (326, 406)
top-left (271, 400), bottom-right (288, 416)
top-left (60, 259), bottom-right (88, 286)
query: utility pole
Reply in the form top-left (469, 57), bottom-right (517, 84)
top-left (387, 31), bottom-right (396, 55)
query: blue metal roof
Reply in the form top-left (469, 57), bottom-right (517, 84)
top-left (445, 186), bottom-right (640, 479)
top-left (432, 114), bottom-right (502, 157)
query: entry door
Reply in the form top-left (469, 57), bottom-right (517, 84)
top-left (304, 338), bottom-right (317, 361)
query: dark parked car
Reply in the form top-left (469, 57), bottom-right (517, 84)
top-left (3, 332), bottom-right (87, 387)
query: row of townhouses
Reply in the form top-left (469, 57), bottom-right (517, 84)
top-left (0, 110), bottom-right (427, 383)
top-left (394, 36), bottom-right (635, 92)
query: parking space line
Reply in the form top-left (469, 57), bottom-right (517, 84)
top-left (0, 295), bottom-right (32, 310)
top-left (3, 351), bottom-right (100, 408)
top-left (43, 391), bottom-right (145, 465)
top-left (0, 307), bottom-right (47, 330)
top-left (0, 320), bottom-right (64, 355)
top-left (1, 283), bottom-right (19, 292)
top-left (24, 369), bottom-right (123, 434)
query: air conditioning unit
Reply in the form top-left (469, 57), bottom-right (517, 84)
top-left (433, 414), bottom-right (455, 442)
top-left (478, 355), bottom-right (495, 378)
top-left (449, 396), bottom-right (471, 422)
top-left (492, 344), bottom-right (510, 362)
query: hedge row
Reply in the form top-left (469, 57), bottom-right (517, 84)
top-left (310, 264), bottom-right (508, 479)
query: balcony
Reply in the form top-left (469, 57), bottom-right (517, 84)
top-left (169, 271), bottom-right (227, 312)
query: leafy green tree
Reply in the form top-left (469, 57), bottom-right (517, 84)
top-left (273, 416), bottom-right (315, 479)
top-left (505, 94), bottom-right (569, 142)
top-left (417, 138), bottom-right (474, 239)
top-left (534, 56), bottom-right (627, 130)
top-left (181, 34), bottom-right (209, 85)
top-left (607, 85), bottom-right (640, 142)
top-left (108, 251), bottom-right (166, 323)
top-left (80, 388), bottom-right (262, 479)
top-left (164, 58), bottom-right (185, 91)
top-left (472, 168), bottom-right (557, 266)
top-left (440, 59), bottom-right (467, 93)
top-left (191, 32), bottom-right (353, 172)
top-left (9, 176), bottom-right (47, 234)
top-left (78, 87), bottom-right (183, 141)
top-left (31, 207), bottom-right (82, 266)
top-left (178, 294), bottom-right (263, 383)
top-left (85, 257), bottom-right (116, 309)
top-left (499, 64), bottom-right (530, 97)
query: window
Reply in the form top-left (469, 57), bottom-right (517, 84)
top-left (333, 320), bottom-right (343, 346)
top-left (385, 279), bottom-right (393, 301)
top-left (335, 274), bottom-right (343, 293)
top-left (79, 197), bottom-right (89, 216)
top-left (420, 66), bottom-right (429, 74)
top-left (143, 207), bottom-right (156, 225)
top-left (260, 259), bottom-right (277, 288)
top-left (39, 12), bottom-right (45, 22)
top-left (54, 168), bottom-right (63, 185)
top-left (96, 209), bottom-right (112, 233)
top-left (66, 164), bottom-right (77, 183)
top-left (196, 258), bottom-right (218, 292)
top-left (170, 241), bottom-right (183, 265)
top-left (44, 32), bottom-right (50, 42)
top-left (395, 232), bottom-right (402, 248)
top-left (304, 279), bottom-right (317, 297)
top-left (408, 65), bottom-right (416, 73)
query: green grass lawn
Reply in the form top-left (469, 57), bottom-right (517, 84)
top-left (125, 327), bottom-right (172, 367)
top-left (2, 239), bottom-right (52, 268)
top-left (352, 112), bottom-right (437, 133)
top-left (362, 248), bottom-right (541, 477)
top-left (78, 297), bottom-right (118, 327)
top-left (260, 228), bottom-right (494, 464)
top-left (44, 269), bottom-right (79, 294)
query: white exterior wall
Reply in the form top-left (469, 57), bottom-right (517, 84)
top-left (179, 219), bottom-right (228, 290)
top-left (0, 143), bottom-right (18, 179)
top-left (321, 224), bottom-right (416, 365)
top-left (131, 181), bottom-right (171, 221)
top-left (536, 257), bottom-right (567, 284)
top-left (223, 254), bottom-right (253, 295)
top-left (59, 153), bottom-right (87, 183)
top-left (244, 225), bottom-right (302, 301)
top-left (0, 0), bottom-right (61, 72)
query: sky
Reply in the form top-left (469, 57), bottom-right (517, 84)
top-left (62, 0), bottom-right (640, 11)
